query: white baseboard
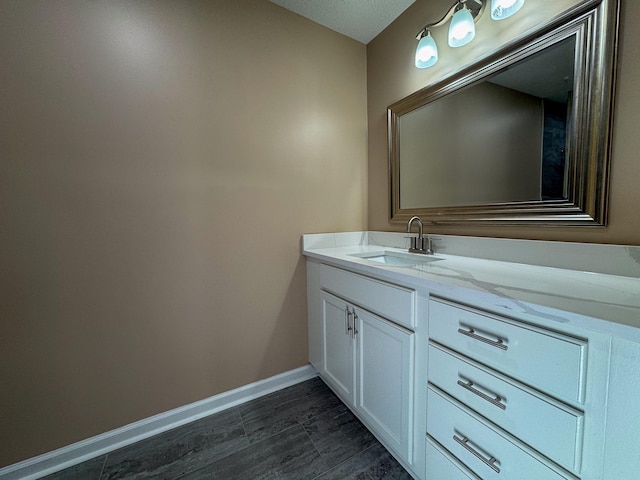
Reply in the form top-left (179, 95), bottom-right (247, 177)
top-left (0, 365), bottom-right (317, 480)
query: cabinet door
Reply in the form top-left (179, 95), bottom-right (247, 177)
top-left (356, 308), bottom-right (414, 462)
top-left (321, 292), bottom-right (356, 404)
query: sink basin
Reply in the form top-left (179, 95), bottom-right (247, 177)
top-left (349, 251), bottom-right (442, 267)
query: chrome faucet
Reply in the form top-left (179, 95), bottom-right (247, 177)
top-left (406, 216), bottom-right (433, 255)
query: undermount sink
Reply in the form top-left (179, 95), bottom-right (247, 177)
top-left (349, 251), bottom-right (442, 267)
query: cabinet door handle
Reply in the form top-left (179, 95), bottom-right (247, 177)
top-left (352, 311), bottom-right (358, 338)
top-left (457, 380), bottom-right (506, 410)
top-left (457, 327), bottom-right (508, 351)
top-left (345, 306), bottom-right (352, 335)
top-left (453, 435), bottom-right (500, 473)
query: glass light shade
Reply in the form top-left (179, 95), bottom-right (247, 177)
top-left (491, 0), bottom-right (525, 20)
top-left (448, 7), bottom-right (475, 47)
top-left (415, 33), bottom-right (438, 68)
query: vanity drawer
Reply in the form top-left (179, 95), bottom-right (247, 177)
top-left (428, 343), bottom-right (583, 471)
top-left (427, 387), bottom-right (574, 480)
top-left (426, 437), bottom-right (481, 479)
top-left (320, 264), bottom-right (415, 329)
top-left (429, 298), bottom-right (587, 402)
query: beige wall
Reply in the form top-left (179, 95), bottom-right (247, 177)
top-left (368, 0), bottom-right (640, 244)
top-left (0, 0), bottom-right (367, 466)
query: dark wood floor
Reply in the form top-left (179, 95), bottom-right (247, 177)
top-left (42, 377), bottom-right (413, 479)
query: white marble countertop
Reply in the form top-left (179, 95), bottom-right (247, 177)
top-left (302, 232), bottom-right (640, 342)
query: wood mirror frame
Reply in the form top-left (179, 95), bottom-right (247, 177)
top-left (388, 0), bottom-right (619, 226)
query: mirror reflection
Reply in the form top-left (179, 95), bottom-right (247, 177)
top-left (399, 36), bottom-right (575, 209)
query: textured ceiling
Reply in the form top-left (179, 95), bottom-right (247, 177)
top-left (268, 0), bottom-right (416, 44)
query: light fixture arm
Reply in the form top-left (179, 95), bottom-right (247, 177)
top-left (415, 0), bottom-right (486, 39)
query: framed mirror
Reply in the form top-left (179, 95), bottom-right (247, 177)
top-left (389, 0), bottom-right (619, 226)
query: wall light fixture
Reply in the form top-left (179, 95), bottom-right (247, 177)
top-left (491, 0), bottom-right (525, 20)
top-left (415, 0), bottom-right (525, 68)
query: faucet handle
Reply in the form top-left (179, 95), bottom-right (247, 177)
top-left (423, 236), bottom-right (434, 255)
top-left (404, 235), bottom-right (418, 251)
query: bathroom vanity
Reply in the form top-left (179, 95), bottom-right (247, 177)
top-left (303, 232), bottom-right (640, 480)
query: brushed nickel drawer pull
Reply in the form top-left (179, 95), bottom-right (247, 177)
top-left (457, 380), bottom-right (506, 410)
top-left (453, 435), bottom-right (500, 473)
top-left (458, 327), bottom-right (508, 350)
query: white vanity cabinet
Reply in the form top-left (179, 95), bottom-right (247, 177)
top-left (303, 232), bottom-right (640, 480)
top-left (308, 262), bottom-right (417, 470)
